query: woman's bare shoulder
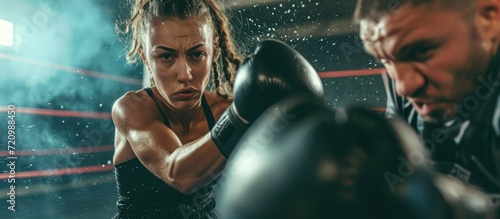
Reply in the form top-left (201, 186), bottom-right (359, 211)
top-left (114, 89), bottom-right (149, 110)
top-left (112, 89), bottom-right (157, 124)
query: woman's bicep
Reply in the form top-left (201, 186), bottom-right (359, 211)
top-left (111, 93), bottom-right (182, 182)
top-left (125, 119), bottom-right (183, 181)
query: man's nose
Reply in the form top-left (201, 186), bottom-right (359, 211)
top-left (387, 62), bottom-right (425, 97)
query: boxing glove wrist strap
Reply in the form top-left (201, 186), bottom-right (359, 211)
top-left (211, 104), bottom-right (248, 158)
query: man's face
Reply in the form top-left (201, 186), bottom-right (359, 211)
top-left (360, 4), bottom-right (490, 122)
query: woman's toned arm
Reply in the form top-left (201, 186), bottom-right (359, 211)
top-left (112, 91), bottom-right (228, 194)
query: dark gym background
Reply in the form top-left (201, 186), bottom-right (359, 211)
top-left (0, 0), bottom-right (382, 218)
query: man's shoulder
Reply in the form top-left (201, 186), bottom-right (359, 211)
top-left (493, 91), bottom-right (500, 136)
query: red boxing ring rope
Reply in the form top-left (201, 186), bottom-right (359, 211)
top-left (0, 52), bottom-right (143, 85)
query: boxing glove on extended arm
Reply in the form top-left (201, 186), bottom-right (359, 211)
top-left (211, 39), bottom-right (324, 158)
top-left (211, 104), bottom-right (248, 157)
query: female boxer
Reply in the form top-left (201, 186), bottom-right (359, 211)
top-left (112, 0), bottom-right (241, 217)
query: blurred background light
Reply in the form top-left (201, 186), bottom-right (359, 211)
top-left (0, 18), bottom-right (14, 47)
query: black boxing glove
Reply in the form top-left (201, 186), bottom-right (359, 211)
top-left (211, 39), bottom-right (324, 157)
top-left (216, 101), bottom-right (496, 219)
top-left (214, 94), bottom-right (336, 219)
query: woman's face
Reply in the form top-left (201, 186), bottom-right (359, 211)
top-left (141, 17), bottom-right (216, 110)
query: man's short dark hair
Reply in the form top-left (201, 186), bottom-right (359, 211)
top-left (353, 0), bottom-right (474, 24)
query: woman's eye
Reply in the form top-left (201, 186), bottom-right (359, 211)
top-left (159, 54), bottom-right (174, 60)
top-left (190, 52), bottom-right (205, 59)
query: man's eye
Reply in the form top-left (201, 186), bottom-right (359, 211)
top-left (408, 46), bottom-right (436, 61)
top-left (415, 47), bottom-right (432, 58)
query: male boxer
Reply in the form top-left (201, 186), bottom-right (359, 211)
top-left (354, 0), bottom-right (500, 197)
